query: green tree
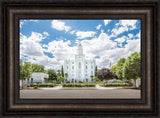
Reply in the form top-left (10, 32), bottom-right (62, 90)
top-left (111, 64), bottom-right (117, 73)
top-left (31, 64), bottom-right (45, 73)
top-left (123, 52), bottom-right (141, 87)
top-left (20, 61), bottom-right (32, 89)
top-left (92, 76), bottom-right (100, 83)
top-left (20, 61), bottom-right (25, 89)
top-left (61, 66), bottom-right (64, 77)
top-left (24, 62), bottom-right (32, 79)
top-left (95, 66), bottom-right (98, 76)
top-left (47, 69), bottom-right (57, 82)
top-left (57, 75), bottom-right (67, 84)
top-left (56, 70), bottom-right (67, 84)
top-left (57, 70), bottom-right (61, 76)
top-left (116, 58), bottom-right (126, 79)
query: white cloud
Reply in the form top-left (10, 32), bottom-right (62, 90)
top-left (128, 33), bottom-right (134, 39)
top-left (80, 32), bottom-right (117, 67)
top-left (43, 39), bottom-right (77, 69)
top-left (76, 31), bottom-right (96, 39)
top-left (20, 32), bottom-right (48, 57)
top-left (70, 30), bottom-right (76, 35)
top-left (111, 26), bottom-right (129, 37)
top-left (136, 30), bottom-right (141, 39)
top-left (96, 24), bottom-right (102, 30)
top-left (51, 20), bottom-right (71, 32)
top-left (104, 20), bottom-right (111, 26)
top-left (98, 39), bottom-right (140, 68)
top-left (118, 43), bottom-right (123, 47)
top-left (114, 36), bottom-right (127, 43)
top-left (43, 32), bottom-right (49, 36)
top-left (79, 30), bottom-right (140, 68)
top-left (20, 32), bottom-right (64, 70)
top-left (120, 20), bottom-right (137, 30)
top-left (111, 20), bottom-right (138, 37)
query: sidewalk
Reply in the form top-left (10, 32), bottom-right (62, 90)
top-left (40, 85), bottom-right (62, 90)
top-left (96, 84), bottom-right (122, 90)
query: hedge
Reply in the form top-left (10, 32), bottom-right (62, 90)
top-left (28, 83), bottom-right (55, 87)
top-left (38, 83), bottom-right (55, 87)
top-left (62, 83), bottom-right (95, 87)
top-left (103, 83), bottom-right (131, 87)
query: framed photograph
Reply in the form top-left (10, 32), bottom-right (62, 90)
top-left (0, 0), bottom-right (159, 117)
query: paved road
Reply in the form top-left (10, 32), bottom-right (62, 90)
top-left (20, 88), bottom-right (140, 99)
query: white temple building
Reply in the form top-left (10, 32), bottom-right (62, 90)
top-left (63, 43), bottom-right (96, 83)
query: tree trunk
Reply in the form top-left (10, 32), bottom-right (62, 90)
top-left (134, 78), bottom-right (136, 88)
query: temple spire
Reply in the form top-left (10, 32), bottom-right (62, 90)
top-left (77, 43), bottom-right (83, 55)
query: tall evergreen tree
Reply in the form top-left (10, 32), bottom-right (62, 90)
top-left (61, 65), bottom-right (64, 77)
top-left (95, 65), bottom-right (98, 76)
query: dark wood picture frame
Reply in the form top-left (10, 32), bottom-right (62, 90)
top-left (0, 0), bottom-right (159, 117)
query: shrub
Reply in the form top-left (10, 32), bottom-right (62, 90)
top-left (117, 80), bottom-right (122, 83)
top-left (38, 83), bottom-right (55, 87)
top-left (29, 83), bottom-right (55, 87)
top-left (29, 83), bottom-right (37, 87)
top-left (62, 83), bottom-right (95, 87)
top-left (96, 81), bottom-right (103, 84)
top-left (33, 85), bottom-right (38, 89)
top-left (124, 80), bottom-right (130, 84)
top-left (104, 83), bottom-right (131, 87)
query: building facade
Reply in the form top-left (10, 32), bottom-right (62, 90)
top-left (25, 72), bottom-right (49, 83)
top-left (63, 43), bottom-right (96, 83)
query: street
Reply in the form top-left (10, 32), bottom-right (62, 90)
top-left (20, 87), bottom-right (140, 99)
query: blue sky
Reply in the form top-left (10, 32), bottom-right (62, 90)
top-left (20, 19), bottom-right (141, 70)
